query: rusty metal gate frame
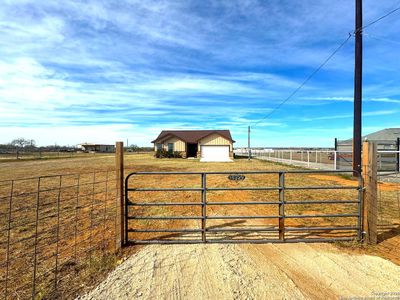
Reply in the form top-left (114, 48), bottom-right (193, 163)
top-left (124, 170), bottom-right (363, 244)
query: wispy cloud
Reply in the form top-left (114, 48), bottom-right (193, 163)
top-left (300, 109), bottom-right (399, 121)
top-left (0, 0), bottom-right (399, 146)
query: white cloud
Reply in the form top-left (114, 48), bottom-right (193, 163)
top-left (0, 0), bottom-right (399, 147)
top-left (0, 124), bottom-right (155, 146)
top-left (300, 109), bottom-right (399, 121)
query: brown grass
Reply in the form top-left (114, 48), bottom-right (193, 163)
top-left (0, 153), bottom-right (399, 299)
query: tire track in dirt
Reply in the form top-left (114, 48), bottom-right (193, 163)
top-left (79, 242), bottom-right (400, 300)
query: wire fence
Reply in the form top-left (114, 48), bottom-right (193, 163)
top-left (0, 151), bottom-right (114, 161)
top-left (377, 173), bottom-right (400, 236)
top-left (375, 172), bottom-right (400, 264)
top-left (0, 170), bottom-right (122, 299)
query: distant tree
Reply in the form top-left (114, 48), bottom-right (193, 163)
top-left (10, 138), bottom-right (36, 148)
top-left (129, 144), bottom-right (140, 152)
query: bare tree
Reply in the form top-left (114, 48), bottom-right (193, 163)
top-left (10, 138), bottom-right (36, 148)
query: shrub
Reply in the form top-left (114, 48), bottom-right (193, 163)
top-left (155, 149), bottom-right (168, 158)
top-left (173, 151), bottom-right (182, 158)
top-left (155, 149), bottom-right (182, 158)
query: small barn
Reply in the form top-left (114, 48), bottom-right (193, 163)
top-left (78, 143), bottom-right (115, 153)
top-left (336, 128), bottom-right (400, 171)
top-left (152, 130), bottom-right (235, 162)
top-left (337, 128), bottom-right (400, 151)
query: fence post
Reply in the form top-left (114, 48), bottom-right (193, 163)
top-left (278, 172), bottom-right (285, 241)
top-left (333, 151), bottom-right (337, 170)
top-left (362, 141), bottom-right (377, 245)
top-left (397, 137), bottom-right (400, 172)
top-left (201, 173), bottom-right (207, 242)
top-left (307, 151), bottom-right (310, 167)
top-left (115, 142), bottom-right (124, 248)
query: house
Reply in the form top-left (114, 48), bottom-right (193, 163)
top-left (152, 130), bottom-right (235, 162)
top-left (77, 143), bottom-right (115, 153)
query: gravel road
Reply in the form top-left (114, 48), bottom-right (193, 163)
top-left (80, 243), bottom-right (400, 300)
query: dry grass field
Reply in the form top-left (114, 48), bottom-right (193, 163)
top-left (0, 153), bottom-right (399, 299)
top-left (0, 152), bottom-right (111, 162)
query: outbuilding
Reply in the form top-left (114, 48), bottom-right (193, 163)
top-left (77, 143), bottom-right (115, 153)
top-left (152, 130), bottom-right (235, 162)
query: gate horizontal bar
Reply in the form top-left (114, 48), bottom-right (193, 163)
top-left (206, 237), bottom-right (357, 243)
top-left (285, 200), bottom-right (359, 205)
top-left (128, 188), bottom-right (202, 192)
top-left (128, 202), bottom-right (201, 206)
top-left (127, 229), bottom-right (202, 232)
top-left (128, 170), bottom-right (361, 175)
top-left (127, 216), bottom-right (203, 220)
top-left (207, 215), bottom-right (279, 219)
top-left (285, 213), bottom-right (359, 218)
top-left (127, 237), bottom-right (356, 244)
top-left (206, 227), bottom-right (278, 232)
top-left (127, 200), bottom-right (359, 206)
top-left (285, 186), bottom-right (360, 190)
top-left (127, 240), bottom-right (204, 244)
top-left (207, 187), bottom-right (279, 191)
top-left (206, 201), bottom-right (280, 205)
top-left (127, 186), bottom-right (359, 192)
top-left (285, 226), bottom-right (358, 231)
top-left (127, 214), bottom-right (359, 220)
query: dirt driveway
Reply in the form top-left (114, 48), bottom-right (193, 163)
top-left (80, 243), bottom-right (400, 300)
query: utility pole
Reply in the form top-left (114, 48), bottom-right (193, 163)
top-left (248, 126), bottom-right (251, 160)
top-left (353, 0), bottom-right (363, 175)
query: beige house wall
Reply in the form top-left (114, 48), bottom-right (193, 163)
top-left (154, 137), bottom-right (186, 152)
top-left (198, 134), bottom-right (232, 151)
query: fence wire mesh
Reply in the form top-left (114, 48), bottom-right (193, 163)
top-left (0, 170), bottom-right (121, 300)
top-left (376, 172), bottom-right (400, 263)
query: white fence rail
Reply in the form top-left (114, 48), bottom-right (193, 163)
top-left (234, 148), bottom-right (400, 172)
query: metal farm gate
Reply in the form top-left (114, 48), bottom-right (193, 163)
top-left (124, 170), bottom-right (363, 244)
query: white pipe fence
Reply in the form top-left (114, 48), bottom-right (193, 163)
top-left (234, 148), bottom-right (400, 172)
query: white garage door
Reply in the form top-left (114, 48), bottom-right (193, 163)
top-left (200, 145), bottom-right (230, 162)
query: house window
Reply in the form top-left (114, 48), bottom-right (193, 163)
top-left (156, 143), bottom-right (162, 151)
top-left (168, 143), bottom-right (174, 152)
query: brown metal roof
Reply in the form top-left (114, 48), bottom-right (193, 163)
top-left (152, 130), bottom-right (235, 144)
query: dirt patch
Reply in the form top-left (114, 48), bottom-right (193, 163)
top-left (80, 243), bottom-right (400, 300)
top-left (310, 174), bottom-right (400, 191)
top-left (336, 232), bottom-right (400, 266)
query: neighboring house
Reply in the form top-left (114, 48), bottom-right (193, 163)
top-left (78, 143), bottom-right (115, 153)
top-left (152, 130), bottom-right (235, 162)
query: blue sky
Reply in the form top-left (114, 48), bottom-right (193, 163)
top-left (0, 0), bottom-right (399, 147)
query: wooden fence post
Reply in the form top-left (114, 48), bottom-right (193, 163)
top-left (362, 141), bottom-right (377, 244)
top-left (115, 142), bottom-right (124, 249)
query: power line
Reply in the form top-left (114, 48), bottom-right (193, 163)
top-left (251, 34), bottom-right (352, 127)
top-left (356, 4), bottom-right (400, 33)
top-left (251, 3), bottom-right (400, 128)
